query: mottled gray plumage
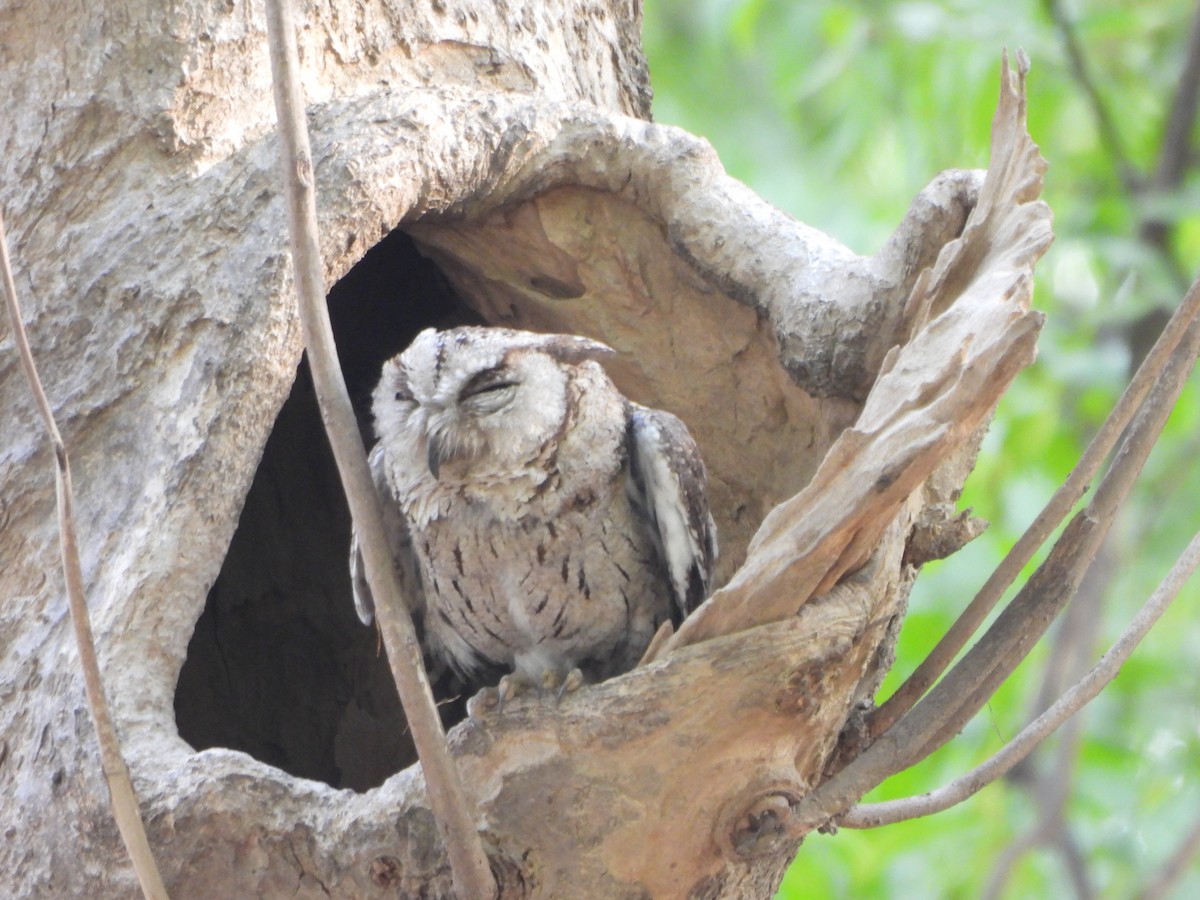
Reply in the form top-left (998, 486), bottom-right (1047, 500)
top-left (350, 326), bottom-right (717, 694)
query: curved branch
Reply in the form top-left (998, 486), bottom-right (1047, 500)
top-left (839, 525), bottom-right (1200, 830)
top-left (1043, 0), bottom-right (1140, 191)
top-left (1138, 814), bottom-right (1200, 900)
top-left (1150, 1), bottom-right (1200, 194)
top-left (981, 829), bottom-right (1042, 900)
top-left (1141, 0), bottom-right (1200, 284)
top-left (1, 210), bottom-right (169, 898)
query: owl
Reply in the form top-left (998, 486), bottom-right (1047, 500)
top-left (349, 326), bottom-right (717, 705)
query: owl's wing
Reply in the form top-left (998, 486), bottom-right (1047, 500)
top-left (349, 444), bottom-right (425, 628)
top-left (626, 405), bottom-right (718, 619)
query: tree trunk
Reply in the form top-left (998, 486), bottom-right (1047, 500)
top-left (0, 1), bottom-right (1048, 897)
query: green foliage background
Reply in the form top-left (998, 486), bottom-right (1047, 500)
top-left (642, 1), bottom-right (1200, 896)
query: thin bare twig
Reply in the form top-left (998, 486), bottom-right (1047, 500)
top-left (1053, 828), bottom-right (1096, 900)
top-left (1138, 0), bottom-right (1200, 290)
top-left (1150, 1), bottom-right (1200, 195)
top-left (982, 830), bottom-right (1041, 900)
top-left (788, 308), bottom-right (1200, 837)
top-left (871, 274), bottom-right (1200, 737)
top-left (1047, 0), bottom-right (1200, 288)
top-left (983, 822), bottom-right (1092, 900)
top-left (839, 525), bottom-right (1200, 830)
top-left (981, 544), bottom-right (1111, 900)
top-left (950, 561), bottom-right (1110, 896)
top-left (261, 2), bottom-right (495, 897)
top-left (1029, 541), bottom-right (1112, 719)
top-left (1138, 813), bottom-right (1200, 900)
top-left (1042, 0), bottom-right (1140, 191)
top-left (1, 213), bottom-right (170, 898)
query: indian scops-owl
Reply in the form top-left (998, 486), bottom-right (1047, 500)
top-left (349, 326), bottom-right (717, 701)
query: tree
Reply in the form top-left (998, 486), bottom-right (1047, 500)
top-left (1, 1), bottom-right (1192, 898)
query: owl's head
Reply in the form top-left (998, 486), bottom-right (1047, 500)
top-left (373, 326), bottom-right (614, 478)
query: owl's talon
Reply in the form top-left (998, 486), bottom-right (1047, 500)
top-left (496, 672), bottom-right (537, 713)
top-left (467, 675), bottom-right (540, 715)
top-left (466, 686), bottom-right (502, 718)
top-left (556, 668), bottom-right (585, 704)
top-left (468, 668), bottom-right (586, 717)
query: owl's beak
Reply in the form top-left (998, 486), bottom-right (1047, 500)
top-left (426, 432), bottom-right (460, 479)
top-left (427, 434), bottom-right (445, 479)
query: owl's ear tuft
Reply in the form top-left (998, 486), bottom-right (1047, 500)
top-left (539, 334), bottom-right (615, 365)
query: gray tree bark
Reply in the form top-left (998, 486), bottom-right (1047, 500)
top-left (0, 1), bottom-right (1048, 897)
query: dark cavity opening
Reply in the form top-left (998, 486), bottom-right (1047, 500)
top-left (174, 229), bottom-right (476, 791)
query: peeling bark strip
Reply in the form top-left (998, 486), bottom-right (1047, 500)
top-left (0, 0), bottom-right (1047, 895)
